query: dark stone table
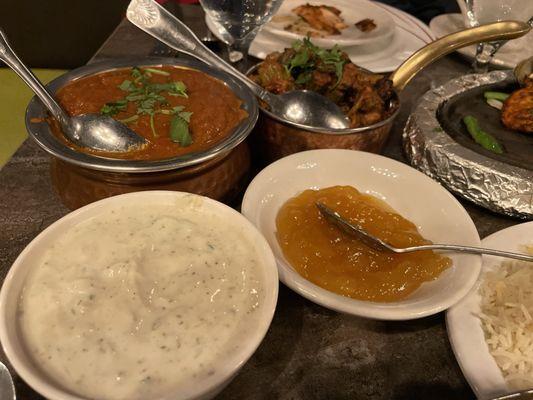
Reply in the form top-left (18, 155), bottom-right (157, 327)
top-left (0, 5), bottom-right (519, 400)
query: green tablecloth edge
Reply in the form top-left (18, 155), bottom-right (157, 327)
top-left (0, 68), bottom-right (67, 167)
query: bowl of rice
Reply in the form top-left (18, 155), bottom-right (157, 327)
top-left (447, 221), bottom-right (533, 399)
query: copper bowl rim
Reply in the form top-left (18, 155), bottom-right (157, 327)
top-left (246, 64), bottom-right (400, 135)
top-left (25, 57), bottom-right (258, 174)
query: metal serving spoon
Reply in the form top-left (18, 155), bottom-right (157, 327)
top-left (515, 56), bottom-right (533, 86)
top-left (0, 29), bottom-right (147, 152)
top-left (0, 362), bottom-right (15, 400)
top-left (316, 202), bottom-right (533, 262)
top-left (126, 0), bottom-right (351, 130)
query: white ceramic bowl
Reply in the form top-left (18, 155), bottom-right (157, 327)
top-left (241, 149), bottom-right (481, 320)
top-left (447, 221), bottom-right (533, 399)
top-left (0, 191), bottom-right (278, 400)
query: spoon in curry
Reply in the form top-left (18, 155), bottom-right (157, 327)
top-left (126, 0), bottom-right (351, 130)
top-left (0, 29), bottom-right (147, 152)
top-left (316, 202), bottom-right (533, 261)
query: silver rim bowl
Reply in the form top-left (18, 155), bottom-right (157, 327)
top-left (25, 57), bottom-right (259, 173)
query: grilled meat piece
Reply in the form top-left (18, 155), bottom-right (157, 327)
top-left (501, 85), bottom-right (533, 133)
top-left (251, 53), bottom-right (295, 94)
top-left (248, 40), bottom-right (395, 128)
top-left (292, 4), bottom-right (348, 35)
top-left (355, 18), bottom-right (377, 32)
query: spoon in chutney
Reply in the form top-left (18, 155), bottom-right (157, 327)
top-left (316, 202), bottom-right (533, 261)
top-left (126, 0), bottom-right (351, 130)
top-left (0, 29), bottom-right (147, 152)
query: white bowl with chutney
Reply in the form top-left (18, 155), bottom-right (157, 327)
top-left (0, 191), bottom-right (278, 400)
top-left (242, 149), bottom-right (481, 321)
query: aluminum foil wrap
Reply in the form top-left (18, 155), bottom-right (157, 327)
top-left (403, 70), bottom-right (533, 220)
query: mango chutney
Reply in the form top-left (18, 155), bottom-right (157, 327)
top-left (275, 186), bottom-right (452, 302)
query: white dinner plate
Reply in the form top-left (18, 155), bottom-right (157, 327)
top-left (205, 3), bottom-right (435, 73)
top-left (446, 221), bottom-right (533, 400)
top-left (241, 149), bottom-right (481, 321)
top-left (430, 13), bottom-right (533, 69)
top-left (263, 0), bottom-right (394, 47)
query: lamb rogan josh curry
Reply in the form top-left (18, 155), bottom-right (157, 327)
top-left (249, 38), bottom-right (396, 128)
top-left (53, 66), bottom-right (248, 160)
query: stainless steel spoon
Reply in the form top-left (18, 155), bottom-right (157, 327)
top-left (126, 0), bottom-right (351, 130)
top-left (0, 362), bottom-right (16, 400)
top-left (491, 389), bottom-right (533, 399)
top-left (316, 202), bottom-right (533, 262)
top-left (0, 29), bottom-right (147, 152)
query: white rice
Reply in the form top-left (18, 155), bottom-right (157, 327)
top-left (478, 244), bottom-right (533, 390)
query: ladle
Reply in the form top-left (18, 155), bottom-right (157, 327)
top-left (126, 0), bottom-right (351, 130)
top-left (0, 29), bottom-right (147, 152)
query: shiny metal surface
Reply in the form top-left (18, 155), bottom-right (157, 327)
top-left (491, 389), bottom-right (533, 400)
top-left (390, 20), bottom-right (531, 91)
top-left (403, 70), bottom-right (533, 219)
top-left (25, 57), bottom-right (258, 173)
top-left (0, 362), bottom-right (15, 400)
top-left (67, 114), bottom-right (147, 152)
top-left (0, 29), bottom-right (146, 153)
top-left (317, 202), bottom-right (533, 261)
top-left (126, 0), bottom-right (350, 130)
top-left (515, 56), bottom-right (533, 85)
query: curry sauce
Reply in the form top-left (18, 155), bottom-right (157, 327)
top-left (54, 66), bottom-right (248, 160)
top-left (276, 186), bottom-right (452, 302)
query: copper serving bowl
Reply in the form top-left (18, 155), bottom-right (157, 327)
top-left (25, 57), bottom-right (258, 209)
top-left (246, 21), bottom-right (530, 164)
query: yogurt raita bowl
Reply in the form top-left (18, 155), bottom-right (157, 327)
top-left (0, 191), bottom-right (278, 400)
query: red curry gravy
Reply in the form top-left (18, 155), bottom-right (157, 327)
top-left (54, 66), bottom-right (248, 160)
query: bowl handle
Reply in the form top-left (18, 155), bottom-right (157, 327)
top-left (390, 20), bottom-right (531, 92)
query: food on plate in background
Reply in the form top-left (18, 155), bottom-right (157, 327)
top-left (355, 18), bottom-right (377, 32)
top-left (292, 4), bottom-right (347, 35)
top-left (18, 198), bottom-right (267, 400)
top-left (273, 3), bottom-right (349, 38)
top-left (249, 38), bottom-right (396, 127)
top-left (53, 66), bottom-right (248, 160)
top-left (477, 244), bottom-right (533, 389)
top-left (275, 185), bottom-right (452, 302)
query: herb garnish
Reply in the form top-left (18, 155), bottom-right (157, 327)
top-left (285, 37), bottom-right (348, 87)
top-left (100, 67), bottom-right (193, 146)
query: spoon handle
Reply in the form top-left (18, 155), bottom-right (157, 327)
top-left (0, 29), bottom-right (70, 129)
top-left (126, 0), bottom-right (274, 104)
top-left (400, 244), bottom-right (533, 262)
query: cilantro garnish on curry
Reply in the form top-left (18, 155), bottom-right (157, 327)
top-left (53, 66), bottom-right (248, 161)
top-left (249, 38), bottom-right (395, 128)
top-left (100, 67), bottom-right (193, 146)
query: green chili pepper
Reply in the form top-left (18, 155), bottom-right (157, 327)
top-left (483, 91), bottom-right (509, 102)
top-left (463, 115), bottom-right (504, 154)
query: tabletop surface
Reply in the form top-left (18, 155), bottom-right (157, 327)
top-left (0, 5), bottom-right (521, 400)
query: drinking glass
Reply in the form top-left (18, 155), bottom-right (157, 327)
top-left (200, 0), bottom-right (284, 69)
top-left (456, 0), bottom-right (533, 72)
